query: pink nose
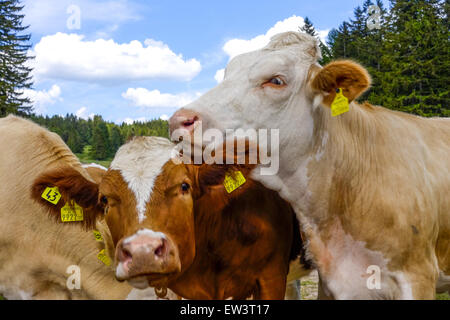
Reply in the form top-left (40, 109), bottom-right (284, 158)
top-left (115, 231), bottom-right (180, 282)
top-left (169, 108), bottom-right (201, 137)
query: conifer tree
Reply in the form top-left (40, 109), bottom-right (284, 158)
top-left (300, 17), bottom-right (332, 65)
top-left (375, 0), bottom-right (449, 116)
top-left (0, 0), bottom-right (33, 116)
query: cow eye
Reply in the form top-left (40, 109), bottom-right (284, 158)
top-left (270, 77), bottom-right (284, 85)
top-left (262, 76), bottom-right (286, 88)
top-left (181, 183), bottom-right (190, 192)
top-left (100, 196), bottom-right (108, 205)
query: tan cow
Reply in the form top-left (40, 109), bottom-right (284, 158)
top-left (0, 115), bottom-right (160, 299)
top-left (169, 32), bottom-right (450, 299)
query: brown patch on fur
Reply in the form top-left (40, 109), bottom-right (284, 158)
top-left (311, 60), bottom-right (371, 107)
top-left (31, 166), bottom-right (103, 229)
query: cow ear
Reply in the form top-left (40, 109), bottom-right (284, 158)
top-left (310, 60), bottom-right (371, 107)
top-left (194, 165), bottom-right (254, 213)
top-left (31, 166), bottom-right (103, 229)
top-left (195, 140), bottom-right (258, 198)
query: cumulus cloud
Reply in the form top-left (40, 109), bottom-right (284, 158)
top-left (22, 84), bottom-right (62, 114)
top-left (215, 15), bottom-right (329, 82)
top-left (222, 15), bottom-right (329, 60)
top-left (122, 88), bottom-right (202, 108)
top-left (75, 106), bottom-right (94, 120)
top-left (214, 69), bottom-right (225, 83)
top-left (30, 33), bottom-right (202, 83)
top-left (159, 114), bottom-right (170, 121)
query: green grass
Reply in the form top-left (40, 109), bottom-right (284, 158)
top-left (0, 294), bottom-right (4, 300)
top-left (436, 292), bottom-right (450, 300)
top-left (75, 153), bottom-right (112, 168)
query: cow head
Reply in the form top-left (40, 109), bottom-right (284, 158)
top-left (169, 31), bottom-right (371, 161)
top-left (31, 136), bottom-right (256, 290)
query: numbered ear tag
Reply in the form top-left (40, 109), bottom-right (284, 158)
top-left (223, 171), bottom-right (246, 193)
top-left (61, 201), bottom-right (84, 222)
top-left (93, 230), bottom-right (103, 242)
top-left (331, 88), bottom-right (349, 117)
top-left (41, 187), bottom-right (61, 205)
top-left (97, 249), bottom-right (111, 266)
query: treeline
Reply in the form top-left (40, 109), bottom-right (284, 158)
top-left (305, 0), bottom-right (449, 117)
top-left (29, 114), bottom-right (169, 160)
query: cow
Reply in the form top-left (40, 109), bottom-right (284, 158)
top-left (168, 31), bottom-right (450, 299)
top-left (31, 135), bottom-right (309, 299)
top-left (0, 115), bottom-right (162, 300)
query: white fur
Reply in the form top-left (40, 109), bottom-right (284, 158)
top-left (0, 285), bottom-right (33, 300)
top-left (82, 163), bottom-right (107, 171)
top-left (314, 221), bottom-right (414, 300)
top-left (123, 229), bottom-right (167, 245)
top-left (110, 137), bottom-right (175, 223)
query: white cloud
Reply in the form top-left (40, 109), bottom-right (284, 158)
top-left (215, 15), bottom-right (329, 82)
top-left (122, 117), bottom-right (146, 125)
top-left (317, 30), bottom-right (330, 45)
top-left (30, 33), bottom-right (202, 83)
top-left (214, 69), bottom-right (225, 83)
top-left (122, 88), bottom-right (202, 108)
top-left (75, 106), bottom-right (94, 120)
top-left (22, 84), bottom-right (62, 114)
top-left (222, 15), bottom-right (329, 60)
top-left (159, 114), bottom-right (170, 121)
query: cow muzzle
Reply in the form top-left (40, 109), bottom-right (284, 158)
top-left (115, 230), bottom-right (181, 288)
top-left (169, 108), bottom-right (202, 139)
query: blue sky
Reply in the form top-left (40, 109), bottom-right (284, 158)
top-left (21, 0), bottom-right (389, 124)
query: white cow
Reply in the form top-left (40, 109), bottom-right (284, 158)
top-left (169, 32), bottom-right (450, 299)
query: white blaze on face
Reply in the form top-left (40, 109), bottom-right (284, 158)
top-left (110, 137), bottom-right (175, 223)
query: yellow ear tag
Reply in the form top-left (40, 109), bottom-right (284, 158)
top-left (41, 187), bottom-right (61, 205)
top-left (331, 88), bottom-right (349, 117)
top-left (93, 230), bottom-right (103, 242)
top-left (97, 249), bottom-right (111, 266)
top-left (223, 171), bottom-right (246, 193)
top-left (61, 201), bottom-right (84, 222)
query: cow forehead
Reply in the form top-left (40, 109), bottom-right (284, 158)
top-left (225, 32), bottom-right (319, 79)
top-left (110, 136), bottom-right (176, 223)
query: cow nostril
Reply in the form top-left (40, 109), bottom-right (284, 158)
top-left (154, 240), bottom-right (166, 257)
top-left (182, 116), bottom-right (199, 128)
top-left (121, 247), bottom-right (132, 261)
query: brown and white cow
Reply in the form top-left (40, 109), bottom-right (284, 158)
top-left (0, 115), bottom-right (162, 300)
top-left (32, 136), bottom-right (308, 299)
top-left (169, 32), bottom-right (450, 299)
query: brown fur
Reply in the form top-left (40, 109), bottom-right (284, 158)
top-left (31, 166), bottom-right (103, 230)
top-left (170, 167), bottom-right (303, 299)
top-left (311, 60), bottom-right (371, 106)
